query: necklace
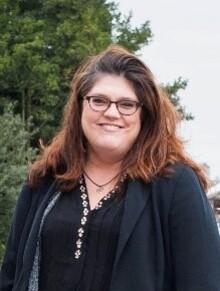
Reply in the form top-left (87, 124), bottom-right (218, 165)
top-left (83, 171), bottom-right (121, 194)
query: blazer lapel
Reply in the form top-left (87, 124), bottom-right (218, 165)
top-left (112, 179), bottom-right (151, 270)
top-left (22, 180), bottom-right (58, 285)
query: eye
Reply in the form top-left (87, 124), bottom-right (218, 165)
top-left (119, 100), bottom-right (136, 109)
top-left (91, 96), bottom-right (108, 106)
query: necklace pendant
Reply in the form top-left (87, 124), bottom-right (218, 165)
top-left (97, 186), bottom-right (104, 194)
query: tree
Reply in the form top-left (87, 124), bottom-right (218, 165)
top-left (0, 103), bottom-right (36, 262)
top-left (164, 77), bottom-right (193, 120)
top-left (0, 0), bottom-right (152, 144)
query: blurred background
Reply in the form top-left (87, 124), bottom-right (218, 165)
top-left (0, 0), bottom-right (219, 262)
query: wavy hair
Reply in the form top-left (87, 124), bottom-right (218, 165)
top-left (29, 45), bottom-right (209, 191)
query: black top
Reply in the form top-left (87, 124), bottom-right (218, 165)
top-left (39, 178), bottom-right (126, 291)
top-left (1, 164), bottom-right (220, 291)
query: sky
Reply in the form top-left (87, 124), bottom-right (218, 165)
top-left (117, 0), bottom-right (220, 180)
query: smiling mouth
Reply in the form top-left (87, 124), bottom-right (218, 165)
top-left (98, 123), bottom-right (123, 129)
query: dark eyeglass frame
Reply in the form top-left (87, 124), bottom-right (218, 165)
top-left (84, 95), bottom-right (143, 116)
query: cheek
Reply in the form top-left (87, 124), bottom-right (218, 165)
top-left (133, 116), bottom-right (141, 141)
top-left (81, 107), bottom-right (99, 141)
top-left (81, 105), bottom-right (93, 126)
top-left (130, 114), bottom-right (141, 134)
top-left (122, 116), bottom-right (141, 149)
top-left (81, 108), bottom-right (90, 139)
top-left (133, 123), bottom-right (141, 142)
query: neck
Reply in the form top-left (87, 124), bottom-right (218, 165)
top-left (84, 151), bottom-right (125, 196)
top-left (86, 150), bottom-right (123, 171)
top-left (84, 152), bottom-right (123, 181)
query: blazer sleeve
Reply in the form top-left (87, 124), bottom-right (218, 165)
top-left (0, 182), bottom-right (33, 291)
top-left (169, 166), bottom-right (220, 291)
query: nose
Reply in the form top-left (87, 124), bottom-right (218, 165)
top-left (103, 102), bottom-right (120, 118)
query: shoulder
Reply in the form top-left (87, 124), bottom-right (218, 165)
top-left (168, 163), bottom-right (205, 198)
top-left (160, 163), bottom-right (210, 217)
top-left (149, 163), bottom-right (217, 235)
top-left (154, 162), bottom-right (202, 191)
top-left (148, 163), bottom-right (206, 210)
top-left (17, 175), bottom-right (56, 210)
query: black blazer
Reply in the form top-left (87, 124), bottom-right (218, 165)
top-left (1, 163), bottom-right (220, 291)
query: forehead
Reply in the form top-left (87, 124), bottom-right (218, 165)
top-left (88, 74), bottom-right (138, 100)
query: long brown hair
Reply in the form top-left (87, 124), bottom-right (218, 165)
top-left (29, 45), bottom-right (209, 191)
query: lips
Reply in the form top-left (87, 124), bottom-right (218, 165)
top-left (98, 123), bottom-right (123, 131)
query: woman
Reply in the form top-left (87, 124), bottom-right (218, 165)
top-left (1, 45), bottom-right (220, 291)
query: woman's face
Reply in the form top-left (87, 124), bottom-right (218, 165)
top-left (81, 74), bottom-right (142, 161)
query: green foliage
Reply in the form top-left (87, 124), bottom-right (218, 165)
top-left (0, 0), bottom-right (153, 144)
top-left (164, 77), bottom-right (193, 120)
top-left (0, 103), bottom-right (36, 263)
top-left (112, 10), bottom-right (153, 51)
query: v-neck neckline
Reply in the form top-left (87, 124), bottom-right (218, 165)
top-left (74, 176), bottom-right (116, 259)
top-left (81, 175), bottom-right (115, 212)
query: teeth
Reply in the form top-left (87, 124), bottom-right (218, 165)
top-left (101, 124), bottom-right (120, 128)
top-left (100, 124), bottom-right (121, 130)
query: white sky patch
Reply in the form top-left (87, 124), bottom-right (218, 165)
top-left (117, 0), bottom-right (220, 179)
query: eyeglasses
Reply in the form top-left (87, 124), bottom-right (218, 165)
top-left (84, 95), bottom-right (143, 115)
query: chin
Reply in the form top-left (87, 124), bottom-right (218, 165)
top-left (98, 143), bottom-right (122, 152)
top-left (94, 142), bottom-right (130, 157)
